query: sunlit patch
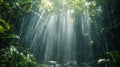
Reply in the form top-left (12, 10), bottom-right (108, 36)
top-left (89, 40), bottom-right (94, 45)
top-left (97, 6), bottom-right (102, 12)
top-left (85, 2), bottom-right (91, 7)
top-left (39, 0), bottom-right (53, 11)
top-left (70, 9), bottom-right (74, 13)
top-left (84, 33), bottom-right (89, 36)
top-left (43, 0), bottom-right (53, 7)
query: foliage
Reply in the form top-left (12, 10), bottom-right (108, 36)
top-left (37, 64), bottom-right (49, 67)
top-left (15, 0), bottom-right (33, 12)
top-left (36, 0), bottom-right (101, 16)
top-left (38, 0), bottom-right (92, 14)
top-left (39, 0), bottom-right (53, 11)
top-left (0, 18), bottom-right (10, 33)
top-left (0, 0), bottom-right (37, 66)
top-left (107, 51), bottom-right (120, 65)
top-left (98, 51), bottom-right (120, 67)
top-left (0, 46), bottom-right (37, 67)
top-left (70, 0), bottom-right (88, 11)
top-left (0, 18), bottom-right (20, 48)
top-left (0, 0), bottom-right (33, 19)
top-left (0, 18), bottom-right (37, 67)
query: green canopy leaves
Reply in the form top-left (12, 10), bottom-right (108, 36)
top-left (0, 19), bottom-right (10, 33)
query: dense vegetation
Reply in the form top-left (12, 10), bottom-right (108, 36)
top-left (0, 0), bottom-right (37, 67)
top-left (0, 0), bottom-right (120, 67)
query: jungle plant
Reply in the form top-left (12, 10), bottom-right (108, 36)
top-left (0, 16), bottom-right (37, 67)
top-left (0, 0), bottom-right (33, 20)
top-left (0, 0), bottom-right (38, 66)
top-left (0, 46), bottom-right (37, 67)
top-left (107, 50), bottom-right (120, 66)
top-left (0, 19), bottom-right (37, 67)
top-left (98, 50), bottom-right (120, 67)
top-left (0, 18), bottom-right (10, 33)
top-left (0, 18), bottom-right (19, 48)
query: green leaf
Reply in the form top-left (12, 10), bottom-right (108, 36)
top-left (17, 61), bottom-right (28, 67)
top-left (0, 25), bottom-right (5, 33)
top-left (3, 34), bottom-right (20, 39)
top-left (10, 46), bottom-right (18, 52)
top-left (109, 50), bottom-right (120, 63)
top-left (21, 0), bottom-right (32, 4)
top-left (0, 0), bottom-right (3, 4)
top-left (0, 18), bottom-right (10, 32)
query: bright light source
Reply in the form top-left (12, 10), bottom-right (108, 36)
top-left (40, 0), bottom-right (53, 10)
top-left (71, 10), bottom-right (74, 13)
